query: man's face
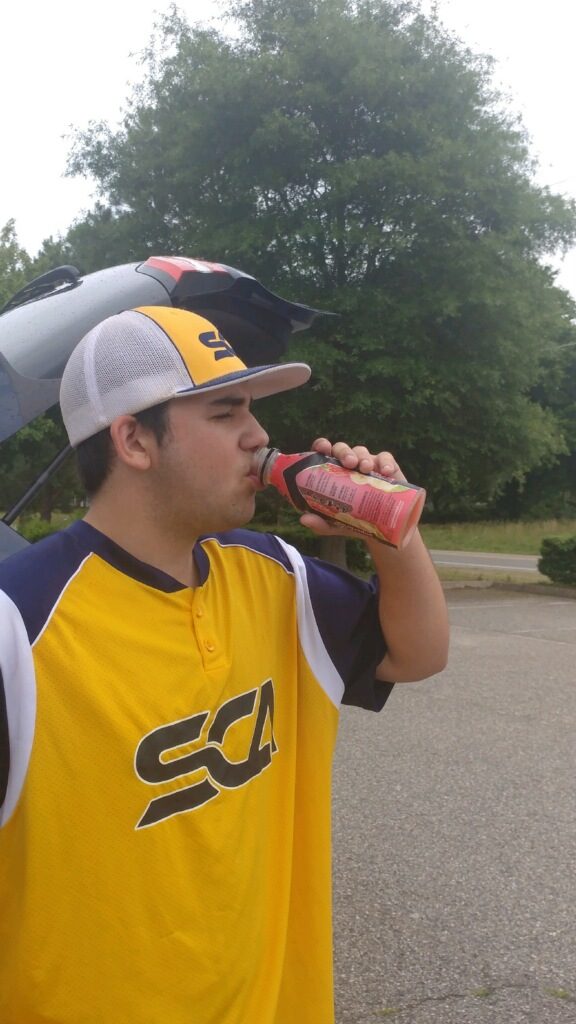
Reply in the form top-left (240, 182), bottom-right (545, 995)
top-left (144, 385), bottom-right (270, 539)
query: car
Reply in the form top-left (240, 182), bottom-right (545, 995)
top-left (0, 255), bottom-right (332, 559)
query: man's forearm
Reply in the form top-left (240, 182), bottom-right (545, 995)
top-left (367, 530), bottom-right (449, 683)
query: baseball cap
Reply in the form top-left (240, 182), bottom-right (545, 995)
top-left (60, 306), bottom-right (311, 446)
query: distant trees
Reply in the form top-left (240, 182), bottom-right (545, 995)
top-left (2, 0), bottom-right (576, 521)
top-left (0, 220), bottom-right (31, 308)
top-left (0, 221), bottom-right (77, 521)
top-left (0, 410), bottom-right (78, 522)
top-left (64, 0), bottom-right (576, 515)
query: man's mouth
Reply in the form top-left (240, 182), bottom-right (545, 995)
top-left (246, 471), bottom-right (265, 491)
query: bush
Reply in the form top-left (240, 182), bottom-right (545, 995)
top-left (538, 536), bottom-right (576, 585)
top-left (18, 516), bottom-right (61, 544)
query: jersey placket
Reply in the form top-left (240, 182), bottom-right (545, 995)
top-left (191, 590), bottom-right (225, 671)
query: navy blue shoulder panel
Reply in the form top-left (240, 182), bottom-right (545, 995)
top-left (0, 525), bottom-right (94, 645)
top-left (70, 522), bottom-right (186, 593)
top-left (0, 521), bottom-right (188, 644)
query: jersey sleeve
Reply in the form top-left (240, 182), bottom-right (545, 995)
top-left (274, 539), bottom-right (393, 712)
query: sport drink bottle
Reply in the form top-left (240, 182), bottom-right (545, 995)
top-left (253, 447), bottom-right (426, 549)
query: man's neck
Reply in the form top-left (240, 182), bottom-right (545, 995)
top-left (83, 504), bottom-right (200, 588)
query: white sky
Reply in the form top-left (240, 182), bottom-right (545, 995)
top-left (2, 0), bottom-right (576, 297)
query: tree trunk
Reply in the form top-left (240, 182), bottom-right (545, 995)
top-left (319, 535), bottom-right (348, 569)
top-left (39, 484), bottom-right (54, 523)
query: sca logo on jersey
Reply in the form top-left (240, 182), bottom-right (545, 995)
top-left (134, 680), bottom-right (277, 828)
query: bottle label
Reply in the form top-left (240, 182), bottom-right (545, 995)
top-left (262, 450), bottom-right (425, 548)
top-left (292, 462), bottom-right (424, 547)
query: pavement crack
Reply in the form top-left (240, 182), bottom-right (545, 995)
top-left (370, 979), bottom-right (574, 1019)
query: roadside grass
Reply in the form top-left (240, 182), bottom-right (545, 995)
top-left (436, 567), bottom-right (549, 586)
top-left (37, 510), bottom-right (83, 528)
top-left (419, 519), bottom-right (576, 555)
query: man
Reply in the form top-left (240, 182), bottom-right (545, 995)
top-left (0, 304), bottom-right (448, 1023)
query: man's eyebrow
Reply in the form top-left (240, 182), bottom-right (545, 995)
top-left (207, 395), bottom-right (250, 408)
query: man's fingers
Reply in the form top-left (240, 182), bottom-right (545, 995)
top-left (311, 437), bottom-right (332, 453)
top-left (310, 439), bottom-right (405, 481)
top-left (373, 451), bottom-right (399, 476)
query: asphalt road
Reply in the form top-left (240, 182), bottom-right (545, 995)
top-left (332, 588), bottom-right (576, 1024)
top-left (430, 550), bottom-right (539, 573)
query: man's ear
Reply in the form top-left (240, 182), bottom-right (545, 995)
top-left (109, 416), bottom-right (156, 471)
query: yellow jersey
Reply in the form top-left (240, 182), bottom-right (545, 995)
top-left (0, 521), bottom-right (391, 1024)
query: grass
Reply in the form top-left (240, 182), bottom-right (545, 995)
top-left (419, 519), bottom-right (576, 555)
top-left (12, 509), bottom-right (83, 541)
top-left (435, 567), bottom-right (548, 586)
top-left (546, 988), bottom-right (574, 1001)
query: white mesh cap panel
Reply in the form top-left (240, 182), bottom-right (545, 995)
top-left (60, 311), bottom-right (191, 446)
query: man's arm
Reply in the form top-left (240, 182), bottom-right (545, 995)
top-left (365, 529), bottom-right (449, 681)
top-left (299, 438), bottom-right (449, 683)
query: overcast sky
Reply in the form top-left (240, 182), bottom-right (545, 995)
top-left (3, 0), bottom-right (576, 297)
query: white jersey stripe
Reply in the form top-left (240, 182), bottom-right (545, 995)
top-left (275, 538), bottom-right (345, 708)
top-left (0, 592), bottom-right (36, 827)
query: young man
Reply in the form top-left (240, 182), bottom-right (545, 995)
top-left (0, 305), bottom-right (448, 1024)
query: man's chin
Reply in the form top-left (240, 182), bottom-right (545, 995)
top-left (214, 500), bottom-right (257, 534)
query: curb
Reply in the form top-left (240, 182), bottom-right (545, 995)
top-left (490, 581), bottom-right (576, 599)
top-left (442, 579), bottom-right (576, 599)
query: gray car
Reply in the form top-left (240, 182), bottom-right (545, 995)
top-left (0, 256), bottom-right (331, 559)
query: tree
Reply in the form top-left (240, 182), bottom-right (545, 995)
top-left (65, 0), bottom-right (576, 517)
top-left (490, 338), bottom-right (576, 520)
top-left (0, 408), bottom-right (79, 522)
top-left (0, 220), bottom-right (32, 308)
top-left (0, 223), bottom-right (80, 523)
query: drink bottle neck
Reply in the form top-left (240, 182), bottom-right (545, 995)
top-left (252, 446), bottom-right (280, 485)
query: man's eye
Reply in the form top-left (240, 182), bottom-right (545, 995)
top-left (212, 411), bottom-right (234, 420)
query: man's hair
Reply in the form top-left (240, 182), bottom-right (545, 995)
top-left (75, 402), bottom-right (171, 497)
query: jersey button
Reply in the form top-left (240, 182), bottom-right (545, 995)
top-left (195, 608), bottom-right (204, 619)
top-left (204, 640), bottom-right (216, 652)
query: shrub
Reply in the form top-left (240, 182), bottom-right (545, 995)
top-left (538, 536), bottom-right (576, 585)
top-left (18, 516), bottom-right (61, 544)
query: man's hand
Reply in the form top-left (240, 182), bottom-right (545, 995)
top-left (299, 437), bottom-right (407, 539)
top-left (297, 437), bottom-right (449, 681)
top-left (311, 437), bottom-right (407, 481)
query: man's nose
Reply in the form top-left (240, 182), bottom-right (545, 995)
top-left (244, 414), bottom-right (269, 450)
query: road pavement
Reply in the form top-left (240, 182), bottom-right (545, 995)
top-left (332, 587), bottom-right (576, 1023)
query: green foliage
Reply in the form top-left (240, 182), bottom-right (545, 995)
top-left (17, 515), bottom-right (62, 543)
top-left (0, 220), bottom-right (32, 307)
top-left (0, 410), bottom-right (80, 521)
top-left (489, 330), bottom-right (576, 518)
top-left (61, 0), bottom-right (576, 516)
top-left (538, 536), bottom-right (576, 586)
top-left (420, 518), bottom-right (576, 554)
